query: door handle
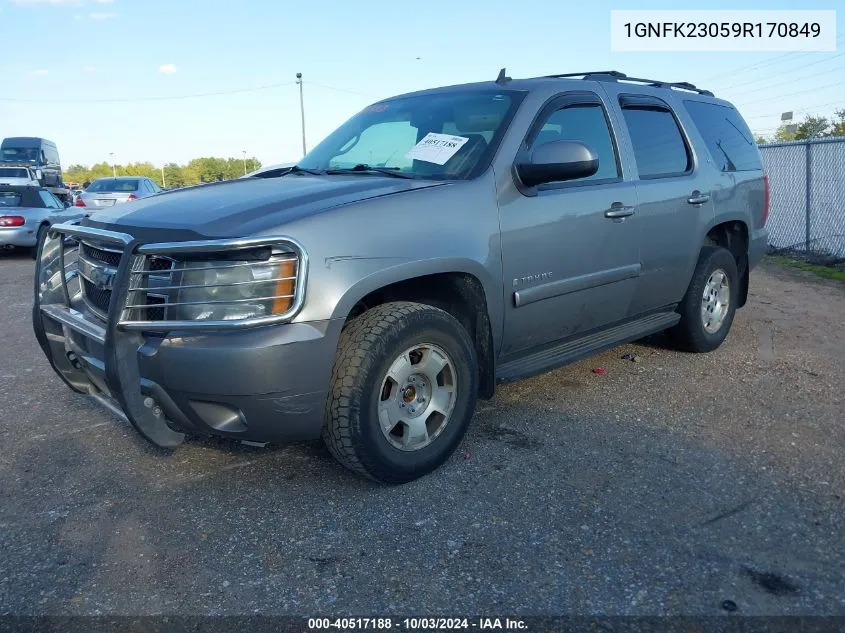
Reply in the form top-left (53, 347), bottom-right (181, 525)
top-left (688, 191), bottom-right (710, 205)
top-left (605, 203), bottom-right (635, 219)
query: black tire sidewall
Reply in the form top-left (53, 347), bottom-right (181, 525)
top-left (32, 225), bottom-right (48, 259)
top-left (353, 309), bottom-right (477, 481)
top-left (682, 247), bottom-right (739, 351)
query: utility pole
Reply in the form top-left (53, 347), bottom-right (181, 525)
top-left (242, 150), bottom-right (248, 176)
top-left (109, 152), bottom-right (116, 177)
top-left (161, 165), bottom-right (166, 189)
top-left (296, 72), bottom-right (306, 156)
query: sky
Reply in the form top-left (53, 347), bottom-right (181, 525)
top-left (1, 0), bottom-right (842, 168)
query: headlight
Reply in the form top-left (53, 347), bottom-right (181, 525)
top-left (167, 254), bottom-right (298, 322)
top-left (121, 237), bottom-right (306, 329)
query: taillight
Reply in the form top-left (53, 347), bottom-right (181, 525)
top-left (74, 197), bottom-right (86, 207)
top-left (127, 194), bottom-right (138, 201)
top-left (762, 174), bottom-right (770, 226)
top-left (0, 216), bottom-right (25, 227)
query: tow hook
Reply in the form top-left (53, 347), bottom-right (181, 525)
top-left (143, 397), bottom-right (163, 418)
top-left (66, 351), bottom-right (83, 370)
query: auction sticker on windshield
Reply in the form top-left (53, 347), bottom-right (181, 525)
top-left (405, 133), bottom-right (469, 165)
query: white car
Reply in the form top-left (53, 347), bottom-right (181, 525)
top-left (0, 166), bottom-right (40, 187)
top-left (243, 163), bottom-right (295, 178)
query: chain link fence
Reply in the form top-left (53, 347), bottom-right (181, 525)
top-left (759, 136), bottom-right (845, 266)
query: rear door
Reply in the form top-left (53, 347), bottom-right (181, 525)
top-left (598, 85), bottom-right (715, 314)
top-left (498, 91), bottom-right (640, 356)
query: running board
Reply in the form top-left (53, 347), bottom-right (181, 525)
top-left (496, 311), bottom-right (680, 383)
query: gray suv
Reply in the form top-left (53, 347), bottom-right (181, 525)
top-left (33, 70), bottom-right (768, 483)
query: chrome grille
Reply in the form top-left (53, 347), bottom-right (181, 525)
top-left (81, 278), bottom-right (111, 314)
top-left (81, 242), bottom-right (121, 267)
top-left (77, 239), bottom-right (123, 319)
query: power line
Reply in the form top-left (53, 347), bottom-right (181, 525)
top-left (726, 57), bottom-right (845, 99)
top-left (745, 99), bottom-right (845, 119)
top-left (306, 81), bottom-right (380, 99)
top-left (716, 51), bottom-right (845, 92)
top-left (0, 82), bottom-right (295, 103)
top-left (703, 34), bottom-right (845, 86)
top-left (737, 81), bottom-right (844, 106)
top-left (701, 51), bottom-right (808, 84)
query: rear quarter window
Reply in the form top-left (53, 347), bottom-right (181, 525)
top-left (683, 100), bottom-right (762, 172)
top-left (0, 191), bottom-right (22, 207)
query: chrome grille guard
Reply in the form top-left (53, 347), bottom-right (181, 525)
top-left (39, 223), bottom-right (307, 332)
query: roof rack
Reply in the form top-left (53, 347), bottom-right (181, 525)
top-left (546, 70), bottom-right (714, 97)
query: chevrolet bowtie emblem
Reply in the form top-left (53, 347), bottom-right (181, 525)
top-left (89, 266), bottom-right (115, 291)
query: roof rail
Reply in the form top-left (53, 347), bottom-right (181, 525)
top-left (545, 70), bottom-right (714, 97)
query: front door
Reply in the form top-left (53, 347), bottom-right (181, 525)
top-left (498, 93), bottom-right (640, 357)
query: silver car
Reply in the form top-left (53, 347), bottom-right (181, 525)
top-left (75, 176), bottom-right (162, 210)
top-left (0, 186), bottom-right (84, 256)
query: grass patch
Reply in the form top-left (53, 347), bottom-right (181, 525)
top-left (765, 255), bottom-right (845, 282)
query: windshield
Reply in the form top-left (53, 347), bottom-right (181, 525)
top-left (0, 168), bottom-right (29, 178)
top-left (87, 178), bottom-right (139, 192)
top-left (298, 90), bottom-right (524, 180)
top-left (1, 147), bottom-right (39, 163)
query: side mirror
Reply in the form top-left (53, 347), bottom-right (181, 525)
top-left (516, 140), bottom-right (599, 187)
top-left (35, 169), bottom-right (43, 180)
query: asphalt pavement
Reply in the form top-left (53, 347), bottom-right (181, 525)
top-left (1, 249), bottom-right (843, 617)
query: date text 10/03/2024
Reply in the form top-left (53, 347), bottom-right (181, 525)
top-left (307, 618), bottom-right (528, 630)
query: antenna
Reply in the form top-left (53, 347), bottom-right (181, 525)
top-left (495, 68), bottom-right (511, 85)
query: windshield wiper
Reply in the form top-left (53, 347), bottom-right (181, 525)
top-left (284, 165), bottom-right (326, 176)
top-left (325, 164), bottom-right (418, 179)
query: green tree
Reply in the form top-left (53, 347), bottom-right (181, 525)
top-left (161, 163), bottom-right (186, 188)
top-left (774, 124), bottom-right (798, 142)
top-left (756, 136), bottom-right (768, 145)
top-left (64, 155), bottom-right (266, 189)
top-left (794, 116), bottom-right (829, 140)
top-left (831, 109), bottom-right (845, 138)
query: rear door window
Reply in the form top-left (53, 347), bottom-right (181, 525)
top-left (620, 106), bottom-right (691, 179)
top-left (683, 100), bottom-right (762, 172)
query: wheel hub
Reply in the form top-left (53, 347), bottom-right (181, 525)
top-left (701, 268), bottom-right (730, 334)
top-left (377, 344), bottom-right (457, 451)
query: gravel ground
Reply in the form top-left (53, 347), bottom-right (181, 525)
top-left (0, 250), bottom-right (843, 617)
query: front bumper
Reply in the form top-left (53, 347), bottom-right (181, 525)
top-left (0, 226), bottom-right (37, 247)
top-left (33, 224), bottom-right (342, 448)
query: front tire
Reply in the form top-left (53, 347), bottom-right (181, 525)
top-left (32, 224), bottom-right (48, 260)
top-left (322, 301), bottom-right (478, 484)
top-left (669, 246), bottom-right (739, 352)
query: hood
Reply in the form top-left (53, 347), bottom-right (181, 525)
top-left (84, 174), bottom-right (447, 241)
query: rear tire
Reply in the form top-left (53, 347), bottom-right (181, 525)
top-left (668, 246), bottom-right (739, 352)
top-left (322, 301), bottom-right (478, 484)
